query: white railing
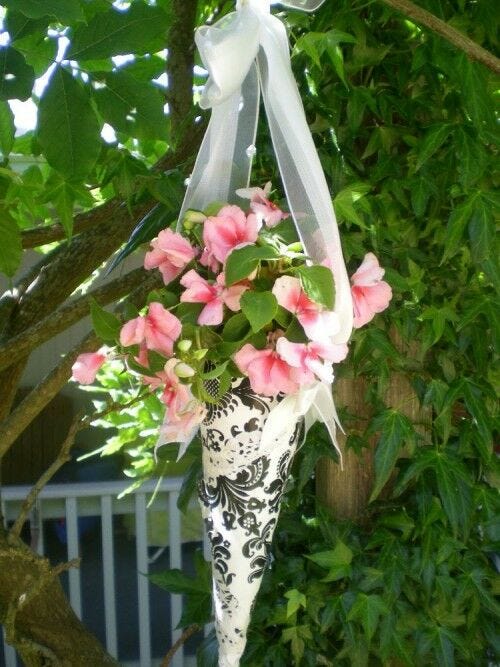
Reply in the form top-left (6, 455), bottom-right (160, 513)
top-left (1, 479), bottom-right (206, 667)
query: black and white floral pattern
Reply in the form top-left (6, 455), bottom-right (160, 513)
top-left (199, 378), bottom-right (301, 667)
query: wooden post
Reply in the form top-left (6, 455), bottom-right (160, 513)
top-left (316, 332), bottom-right (431, 520)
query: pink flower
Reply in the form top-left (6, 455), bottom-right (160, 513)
top-left (272, 276), bottom-right (339, 342)
top-left (276, 337), bottom-right (348, 384)
top-left (71, 351), bottom-right (106, 384)
top-left (203, 205), bottom-right (261, 264)
top-left (119, 302), bottom-right (182, 356)
top-left (144, 228), bottom-right (197, 285)
top-left (351, 253), bottom-right (392, 328)
top-left (154, 359), bottom-right (192, 421)
top-left (199, 247), bottom-right (220, 274)
top-left (160, 401), bottom-right (206, 444)
top-left (180, 270), bottom-right (249, 326)
top-left (234, 344), bottom-right (301, 396)
top-left (236, 181), bottom-right (288, 228)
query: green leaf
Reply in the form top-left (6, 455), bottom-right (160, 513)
top-left (37, 67), bottom-right (101, 180)
top-left (5, 12), bottom-right (50, 41)
top-left (441, 197), bottom-right (474, 263)
top-left (333, 183), bottom-right (371, 228)
top-left (90, 298), bottom-right (121, 343)
top-left (221, 312), bottom-right (251, 342)
top-left (458, 54), bottom-right (496, 131)
top-left (347, 593), bottom-right (388, 641)
top-left (3, 0), bottom-right (84, 22)
top-left (461, 380), bottom-right (492, 462)
top-left (149, 568), bottom-right (209, 595)
top-left (67, 4), bottom-right (169, 60)
top-left (468, 197), bottom-right (494, 265)
top-left (94, 71), bottom-right (168, 141)
top-left (177, 458), bottom-right (202, 514)
top-left (0, 215), bottom-right (22, 277)
top-left (240, 291), bottom-right (278, 333)
top-left (296, 265), bottom-right (335, 310)
top-left (411, 176), bottom-right (434, 218)
top-left (0, 46), bottom-right (35, 101)
top-left (225, 244), bottom-right (279, 286)
top-left (0, 101), bottom-right (15, 156)
top-left (369, 410), bottom-right (414, 502)
top-left (308, 541), bottom-right (353, 568)
top-left (284, 589), bottom-right (307, 617)
top-left (199, 361), bottom-right (229, 380)
top-left (307, 541), bottom-right (353, 581)
top-left (433, 450), bottom-right (472, 537)
top-left (415, 124), bottom-right (452, 171)
top-left (178, 592), bottom-right (212, 628)
top-left (43, 178), bottom-right (77, 238)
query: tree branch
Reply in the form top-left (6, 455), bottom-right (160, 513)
top-left (167, 0), bottom-right (198, 137)
top-left (380, 0), bottom-right (500, 74)
top-left (0, 267), bottom-right (161, 373)
top-left (0, 272), bottom-right (162, 460)
top-left (21, 213), bottom-right (112, 249)
top-left (0, 535), bottom-right (117, 665)
top-left (161, 624), bottom-right (201, 667)
top-left (10, 389), bottom-right (150, 539)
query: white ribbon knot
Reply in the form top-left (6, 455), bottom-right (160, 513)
top-left (176, 0), bottom-right (353, 463)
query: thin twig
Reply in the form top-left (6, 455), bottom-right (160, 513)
top-left (380, 0), bottom-right (500, 74)
top-left (10, 388), bottom-right (150, 539)
top-left (161, 624), bottom-right (201, 667)
top-left (10, 415), bottom-right (83, 538)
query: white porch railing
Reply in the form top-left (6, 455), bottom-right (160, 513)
top-left (1, 479), bottom-right (207, 667)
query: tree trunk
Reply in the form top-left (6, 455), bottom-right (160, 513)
top-left (317, 333), bottom-right (431, 520)
top-left (0, 532), bottom-right (118, 666)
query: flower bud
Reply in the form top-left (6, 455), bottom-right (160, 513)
top-left (174, 362), bottom-right (196, 378)
top-left (177, 339), bottom-right (192, 352)
top-left (183, 210), bottom-right (206, 229)
top-left (192, 348), bottom-right (208, 360)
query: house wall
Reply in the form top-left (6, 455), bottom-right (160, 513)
top-left (1, 247), bottom-right (144, 483)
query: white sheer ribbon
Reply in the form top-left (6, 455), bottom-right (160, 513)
top-left (180, 0), bottom-right (353, 342)
top-left (172, 0), bottom-right (353, 462)
top-left (260, 381), bottom-right (345, 468)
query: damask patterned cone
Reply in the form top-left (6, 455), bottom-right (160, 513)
top-left (199, 378), bottom-right (301, 667)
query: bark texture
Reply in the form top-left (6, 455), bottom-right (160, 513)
top-left (0, 534), bottom-right (118, 666)
top-left (317, 333), bottom-right (431, 520)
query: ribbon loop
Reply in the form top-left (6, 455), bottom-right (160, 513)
top-left (180, 0), bottom-right (353, 343)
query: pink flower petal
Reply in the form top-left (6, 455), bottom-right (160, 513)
top-left (351, 252), bottom-right (385, 286)
top-left (234, 344), bottom-right (267, 373)
top-left (71, 352), bottom-right (106, 384)
top-left (275, 338), bottom-right (306, 368)
top-left (198, 299), bottom-right (224, 326)
top-left (203, 205), bottom-right (260, 263)
top-left (144, 229), bottom-right (196, 285)
top-left (272, 276), bottom-right (302, 313)
top-left (120, 316), bottom-right (146, 347)
top-left (350, 254), bottom-right (392, 328)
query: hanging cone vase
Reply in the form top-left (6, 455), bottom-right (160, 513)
top-left (199, 377), bottom-right (301, 667)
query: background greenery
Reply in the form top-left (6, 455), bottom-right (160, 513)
top-left (0, 0), bottom-right (498, 665)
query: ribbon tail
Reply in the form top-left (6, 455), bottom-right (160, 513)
top-left (257, 15), bottom-right (353, 343)
top-left (260, 382), bottom-right (344, 470)
top-left (305, 382), bottom-right (344, 469)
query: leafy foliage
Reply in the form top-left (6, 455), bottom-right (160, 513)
top-left (0, 0), bottom-right (498, 663)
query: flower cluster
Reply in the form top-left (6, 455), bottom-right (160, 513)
top-left (72, 184), bottom-right (391, 447)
